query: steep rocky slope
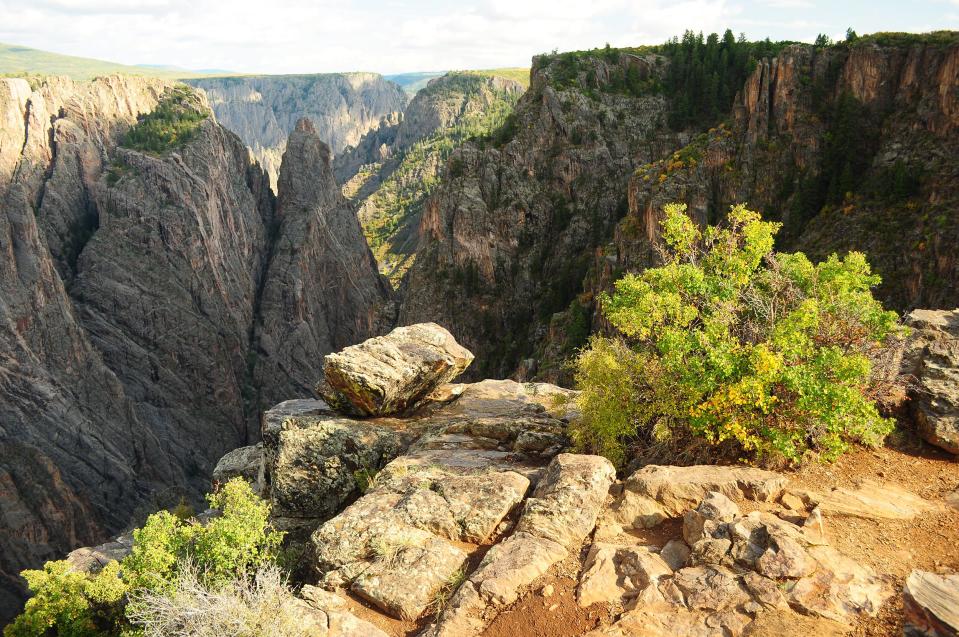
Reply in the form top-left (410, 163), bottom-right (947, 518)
top-left (334, 71), bottom-right (526, 283)
top-left (186, 74), bottom-right (408, 189)
top-left (617, 35), bottom-right (959, 313)
top-left (401, 34), bottom-right (959, 383)
top-left (400, 52), bottom-right (680, 379)
top-left (0, 77), bottom-right (388, 621)
top-left (0, 75), bottom-right (172, 619)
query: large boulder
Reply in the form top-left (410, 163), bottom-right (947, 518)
top-left (319, 323), bottom-right (474, 416)
top-left (904, 570), bottom-right (959, 637)
top-left (903, 309), bottom-right (959, 454)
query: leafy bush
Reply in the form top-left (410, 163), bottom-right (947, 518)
top-left (4, 562), bottom-right (127, 637)
top-left (572, 203), bottom-right (901, 467)
top-left (121, 86), bottom-right (208, 154)
top-left (6, 478), bottom-right (283, 637)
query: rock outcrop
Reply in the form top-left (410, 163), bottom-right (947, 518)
top-left (903, 309), bottom-right (959, 454)
top-left (186, 74), bottom-right (408, 189)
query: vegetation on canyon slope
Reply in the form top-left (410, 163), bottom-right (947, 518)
top-left (359, 71), bottom-right (524, 283)
top-left (6, 479), bottom-right (283, 637)
top-left (120, 86), bottom-right (209, 154)
top-left (573, 203), bottom-right (901, 467)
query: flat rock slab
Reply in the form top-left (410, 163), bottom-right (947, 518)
top-left (904, 570), bottom-right (959, 636)
top-left (800, 481), bottom-right (936, 521)
top-left (319, 322), bottom-right (474, 416)
top-left (425, 453), bottom-right (615, 637)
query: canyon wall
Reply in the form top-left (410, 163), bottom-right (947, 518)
top-left (186, 74), bottom-right (408, 189)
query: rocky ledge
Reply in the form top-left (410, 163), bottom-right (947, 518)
top-left (75, 321), bottom-right (957, 636)
top-left (194, 321), bottom-right (959, 636)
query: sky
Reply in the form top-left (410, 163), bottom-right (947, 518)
top-left (0, 0), bottom-right (956, 75)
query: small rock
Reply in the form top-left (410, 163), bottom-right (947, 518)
top-left (541, 584), bottom-right (554, 597)
top-left (212, 443), bottom-right (265, 494)
top-left (660, 539), bottom-right (691, 571)
top-left (780, 491), bottom-right (807, 512)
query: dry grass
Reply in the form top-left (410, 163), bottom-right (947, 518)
top-left (127, 562), bottom-right (312, 637)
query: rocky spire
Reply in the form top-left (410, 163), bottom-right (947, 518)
top-left (252, 117), bottom-right (393, 406)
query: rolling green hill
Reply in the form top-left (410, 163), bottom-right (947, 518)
top-left (0, 42), bottom-right (229, 81)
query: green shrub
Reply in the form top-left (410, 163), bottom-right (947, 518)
top-left (572, 203), bottom-right (901, 467)
top-left (121, 86), bottom-right (208, 154)
top-left (5, 478), bottom-right (283, 637)
top-left (4, 562), bottom-right (127, 637)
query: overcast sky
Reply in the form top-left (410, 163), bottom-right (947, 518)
top-left (1, 0), bottom-right (956, 75)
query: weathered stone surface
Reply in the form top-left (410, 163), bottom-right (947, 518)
top-left (903, 309), bottom-right (959, 454)
top-left (306, 380), bottom-right (581, 622)
top-left (268, 410), bottom-right (412, 526)
top-left (319, 323), bottom-right (473, 416)
top-left (515, 453), bottom-right (616, 549)
top-left (298, 585), bottom-right (391, 637)
top-left (599, 465), bottom-right (786, 540)
top-left (577, 543), bottom-right (672, 607)
top-left (802, 480), bottom-right (937, 521)
top-left (626, 465), bottom-right (788, 515)
top-left (903, 570), bottom-right (959, 637)
top-left (425, 453), bottom-right (614, 636)
top-left (212, 444), bottom-right (264, 493)
top-left (683, 491), bottom-right (740, 545)
top-left (583, 491), bottom-right (890, 635)
top-left (788, 545), bottom-right (892, 621)
top-left (660, 539), bottom-right (692, 571)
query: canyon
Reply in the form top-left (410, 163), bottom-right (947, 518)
top-left (0, 31), bottom-right (958, 632)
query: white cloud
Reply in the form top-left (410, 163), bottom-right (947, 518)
top-left (0, 0), bottom-right (944, 74)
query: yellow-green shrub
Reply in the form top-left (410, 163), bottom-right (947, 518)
top-left (5, 478), bottom-right (283, 637)
top-left (573, 203), bottom-right (901, 466)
